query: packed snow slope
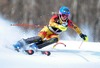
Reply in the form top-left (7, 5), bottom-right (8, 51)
top-left (0, 41), bottom-right (100, 68)
top-left (0, 17), bottom-right (100, 68)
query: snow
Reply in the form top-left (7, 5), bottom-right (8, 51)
top-left (0, 17), bottom-right (100, 68)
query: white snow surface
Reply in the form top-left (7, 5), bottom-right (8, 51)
top-left (0, 17), bottom-right (100, 68)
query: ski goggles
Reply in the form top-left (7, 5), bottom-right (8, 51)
top-left (61, 14), bottom-right (69, 18)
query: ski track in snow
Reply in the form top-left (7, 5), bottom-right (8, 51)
top-left (0, 41), bottom-right (100, 68)
top-left (0, 17), bottom-right (100, 68)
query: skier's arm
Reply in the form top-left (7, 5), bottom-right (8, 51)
top-left (68, 21), bottom-right (82, 34)
top-left (68, 20), bottom-right (88, 41)
top-left (71, 23), bottom-right (82, 34)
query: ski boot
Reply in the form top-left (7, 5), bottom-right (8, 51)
top-left (13, 39), bottom-right (27, 52)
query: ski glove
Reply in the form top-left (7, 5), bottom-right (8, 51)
top-left (58, 25), bottom-right (67, 31)
top-left (80, 33), bottom-right (88, 41)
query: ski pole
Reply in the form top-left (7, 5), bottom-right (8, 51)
top-left (11, 23), bottom-right (44, 28)
top-left (53, 42), bottom-right (66, 48)
top-left (78, 41), bottom-right (84, 49)
top-left (79, 36), bottom-right (88, 49)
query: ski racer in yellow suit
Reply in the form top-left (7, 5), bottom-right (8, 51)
top-left (13, 6), bottom-right (88, 51)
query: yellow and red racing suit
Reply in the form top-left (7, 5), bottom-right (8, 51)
top-left (38, 14), bottom-right (82, 41)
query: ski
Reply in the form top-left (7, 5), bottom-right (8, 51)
top-left (5, 45), bottom-right (51, 56)
top-left (5, 41), bottom-right (66, 56)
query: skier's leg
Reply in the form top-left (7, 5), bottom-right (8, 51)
top-left (24, 27), bottom-right (48, 53)
top-left (25, 26), bottom-right (48, 50)
top-left (23, 26), bottom-right (48, 46)
top-left (24, 26), bottom-right (58, 54)
top-left (38, 26), bottom-right (48, 40)
top-left (37, 37), bottom-right (59, 49)
top-left (25, 26), bottom-right (58, 50)
top-left (13, 36), bottom-right (43, 51)
top-left (24, 26), bottom-right (48, 46)
top-left (36, 26), bottom-right (59, 49)
top-left (24, 36), bottom-right (43, 44)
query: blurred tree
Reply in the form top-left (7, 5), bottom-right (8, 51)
top-left (0, 0), bottom-right (100, 42)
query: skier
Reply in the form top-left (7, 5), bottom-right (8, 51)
top-left (14, 6), bottom-right (88, 53)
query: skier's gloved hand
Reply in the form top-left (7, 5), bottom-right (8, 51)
top-left (58, 25), bottom-right (67, 31)
top-left (80, 33), bottom-right (88, 41)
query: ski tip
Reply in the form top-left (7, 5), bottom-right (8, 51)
top-left (41, 51), bottom-right (51, 56)
top-left (47, 51), bottom-right (51, 56)
top-left (25, 50), bottom-right (34, 55)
